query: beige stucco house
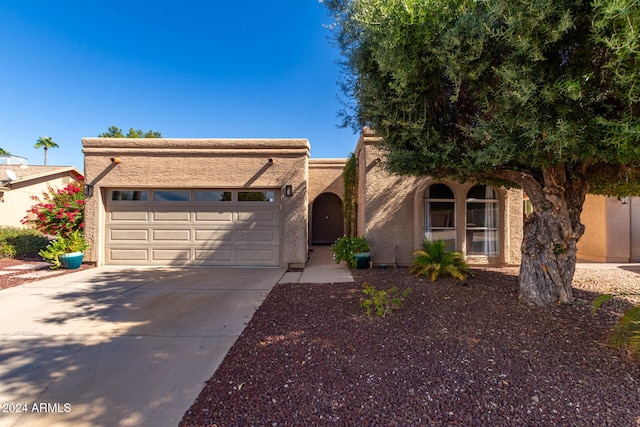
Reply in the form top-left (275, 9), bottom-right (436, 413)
top-left (353, 130), bottom-right (523, 266)
top-left (0, 165), bottom-right (84, 228)
top-left (83, 138), bottom-right (310, 268)
top-left (577, 195), bottom-right (640, 262)
top-left (82, 132), bottom-right (527, 268)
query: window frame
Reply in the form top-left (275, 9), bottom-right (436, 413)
top-left (110, 190), bottom-right (149, 202)
top-left (195, 190), bottom-right (233, 202)
top-left (237, 190), bottom-right (276, 203)
top-left (424, 184), bottom-right (456, 251)
top-left (152, 190), bottom-right (191, 202)
top-left (465, 185), bottom-right (499, 257)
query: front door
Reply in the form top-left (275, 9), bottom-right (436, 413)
top-left (312, 193), bottom-right (344, 245)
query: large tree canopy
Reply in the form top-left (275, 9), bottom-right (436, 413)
top-left (99, 125), bottom-right (162, 138)
top-left (325, 0), bottom-right (640, 305)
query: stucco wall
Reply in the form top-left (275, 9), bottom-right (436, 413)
top-left (308, 159), bottom-right (346, 203)
top-left (358, 139), bottom-right (421, 265)
top-left (82, 138), bottom-right (309, 268)
top-left (355, 131), bottom-right (523, 266)
top-left (0, 174), bottom-right (78, 228)
top-left (632, 198), bottom-right (640, 262)
top-left (577, 195), bottom-right (631, 263)
top-left (308, 158), bottom-right (347, 244)
top-left (504, 187), bottom-right (524, 265)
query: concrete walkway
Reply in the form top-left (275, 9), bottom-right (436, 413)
top-left (278, 246), bottom-right (354, 284)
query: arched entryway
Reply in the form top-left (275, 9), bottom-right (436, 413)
top-left (312, 193), bottom-right (344, 245)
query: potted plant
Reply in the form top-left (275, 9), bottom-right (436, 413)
top-left (331, 236), bottom-right (370, 269)
top-left (39, 230), bottom-right (89, 270)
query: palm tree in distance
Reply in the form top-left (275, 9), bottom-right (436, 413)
top-left (34, 136), bottom-right (59, 166)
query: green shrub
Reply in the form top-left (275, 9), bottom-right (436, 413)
top-left (0, 227), bottom-right (50, 259)
top-left (410, 239), bottom-right (471, 281)
top-left (360, 283), bottom-right (411, 317)
top-left (331, 236), bottom-right (370, 268)
top-left (593, 294), bottom-right (640, 358)
top-left (342, 152), bottom-right (358, 236)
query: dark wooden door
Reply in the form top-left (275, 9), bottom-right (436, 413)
top-left (312, 193), bottom-right (344, 245)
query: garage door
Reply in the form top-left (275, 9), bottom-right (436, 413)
top-left (105, 189), bottom-right (280, 266)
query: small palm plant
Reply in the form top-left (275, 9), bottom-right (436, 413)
top-left (410, 239), bottom-right (471, 281)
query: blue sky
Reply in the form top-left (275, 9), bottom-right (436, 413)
top-left (0, 1), bottom-right (356, 171)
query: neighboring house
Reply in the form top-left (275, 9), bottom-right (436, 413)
top-left (0, 154), bottom-right (28, 165)
top-left (0, 165), bottom-right (84, 228)
top-left (577, 195), bottom-right (640, 262)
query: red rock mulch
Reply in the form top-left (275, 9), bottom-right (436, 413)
top-left (0, 258), bottom-right (94, 291)
top-left (180, 267), bottom-right (640, 427)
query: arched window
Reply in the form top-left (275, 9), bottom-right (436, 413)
top-left (466, 185), bottom-right (499, 256)
top-left (424, 184), bottom-right (456, 250)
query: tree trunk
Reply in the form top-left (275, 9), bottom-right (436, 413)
top-left (518, 166), bottom-right (588, 306)
top-left (519, 207), bottom-right (579, 305)
top-left (491, 165), bottom-right (589, 306)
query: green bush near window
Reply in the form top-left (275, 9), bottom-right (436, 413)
top-left (331, 236), bottom-right (370, 268)
top-left (0, 227), bottom-right (50, 259)
top-left (410, 239), bottom-right (471, 281)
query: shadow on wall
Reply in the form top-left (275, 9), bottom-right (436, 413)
top-left (363, 174), bottom-right (422, 265)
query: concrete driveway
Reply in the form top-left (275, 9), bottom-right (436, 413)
top-left (0, 266), bottom-right (284, 427)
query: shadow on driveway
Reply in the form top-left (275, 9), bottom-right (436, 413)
top-left (0, 266), bottom-right (284, 427)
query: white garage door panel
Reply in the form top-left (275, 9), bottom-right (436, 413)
top-left (237, 230), bottom-right (276, 243)
top-left (152, 229), bottom-right (191, 241)
top-left (194, 229), bottom-right (234, 242)
top-left (236, 248), bottom-right (278, 264)
top-left (153, 211), bottom-right (191, 221)
top-left (237, 210), bottom-right (277, 224)
top-left (105, 189), bottom-right (280, 266)
top-left (195, 212), bottom-right (233, 222)
top-left (152, 249), bottom-right (190, 261)
top-left (110, 229), bottom-right (149, 242)
top-left (111, 211), bottom-right (149, 221)
top-left (195, 249), bottom-right (234, 263)
top-left (110, 249), bottom-right (148, 261)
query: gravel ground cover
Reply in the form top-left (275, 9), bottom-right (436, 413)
top-left (181, 266), bottom-right (640, 426)
top-left (0, 258), bottom-right (94, 291)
